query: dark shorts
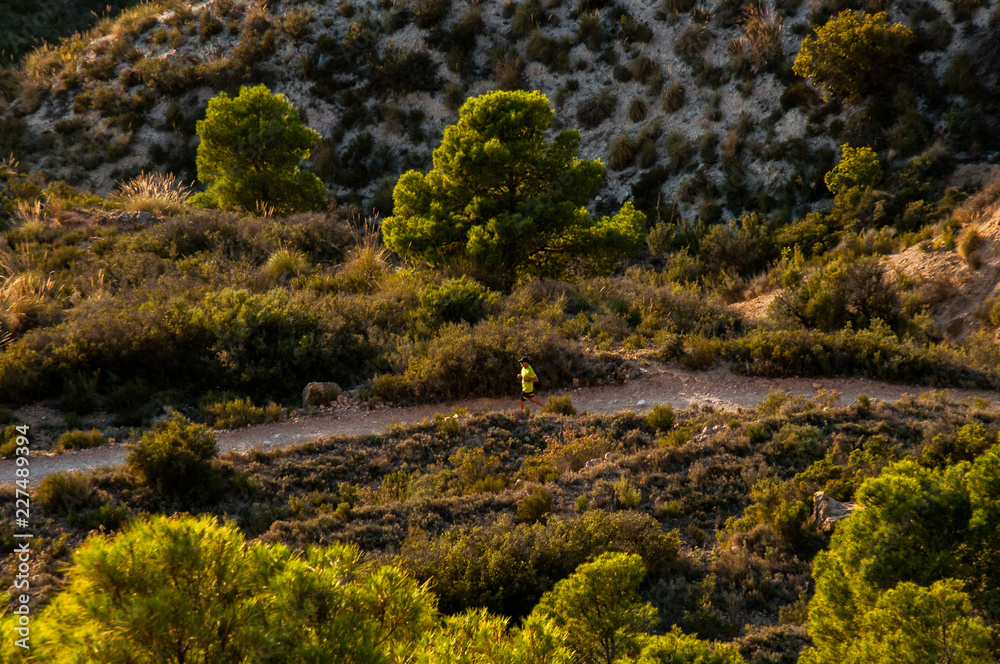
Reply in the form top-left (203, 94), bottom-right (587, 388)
top-left (520, 390), bottom-right (537, 401)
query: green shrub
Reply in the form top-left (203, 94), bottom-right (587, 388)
top-left (419, 277), bottom-right (497, 326)
top-left (56, 429), bottom-right (106, 452)
top-left (517, 486), bottom-right (555, 522)
top-left (203, 397), bottom-right (266, 429)
top-left (747, 423), bottom-right (768, 445)
top-left (793, 10), bottom-right (914, 104)
top-left (542, 430), bottom-right (618, 474)
top-left (543, 395), bottom-right (577, 416)
top-left (771, 257), bottom-right (900, 332)
top-left (647, 404), bottom-right (675, 431)
top-left (398, 510), bottom-right (681, 618)
top-left (614, 477), bottom-right (642, 509)
top-left (680, 335), bottom-right (718, 370)
top-left (372, 317), bottom-right (584, 403)
top-left (126, 413), bottom-right (218, 492)
top-left (35, 471), bottom-right (93, 513)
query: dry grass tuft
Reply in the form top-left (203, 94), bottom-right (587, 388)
top-left (957, 223), bottom-right (983, 269)
top-left (113, 172), bottom-right (192, 215)
top-left (494, 52), bottom-right (526, 90)
top-left (342, 216), bottom-right (391, 287)
top-left (0, 272), bottom-right (57, 336)
top-left (739, 4), bottom-right (784, 73)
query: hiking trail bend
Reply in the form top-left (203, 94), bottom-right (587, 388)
top-left (4, 364), bottom-right (998, 485)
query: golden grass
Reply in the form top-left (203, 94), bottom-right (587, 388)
top-left (739, 4), bottom-right (784, 73)
top-left (112, 171), bottom-right (191, 214)
top-left (0, 272), bottom-right (57, 336)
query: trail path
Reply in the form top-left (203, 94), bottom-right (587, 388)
top-left (4, 363), bottom-right (999, 485)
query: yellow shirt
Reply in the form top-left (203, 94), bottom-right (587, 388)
top-left (521, 366), bottom-right (537, 392)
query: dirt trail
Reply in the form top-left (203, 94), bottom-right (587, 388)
top-left (4, 363), bottom-right (999, 485)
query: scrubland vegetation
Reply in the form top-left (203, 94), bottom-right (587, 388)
top-left (1, 0), bottom-right (1000, 661)
top-left (5, 388), bottom-right (1000, 661)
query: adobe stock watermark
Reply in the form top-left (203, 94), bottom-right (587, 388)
top-left (10, 424), bottom-right (32, 650)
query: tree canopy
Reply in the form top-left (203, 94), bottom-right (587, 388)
top-left (824, 145), bottom-right (883, 194)
top-left (382, 90), bottom-right (645, 287)
top-left (192, 84), bottom-right (327, 215)
top-left (793, 11), bottom-right (914, 105)
top-left (800, 451), bottom-right (1000, 664)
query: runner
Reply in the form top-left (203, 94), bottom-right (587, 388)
top-left (517, 356), bottom-right (545, 411)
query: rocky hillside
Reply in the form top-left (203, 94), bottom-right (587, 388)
top-left (2, 0), bottom-right (998, 222)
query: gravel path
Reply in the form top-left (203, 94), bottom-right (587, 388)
top-left (4, 364), bottom-right (999, 485)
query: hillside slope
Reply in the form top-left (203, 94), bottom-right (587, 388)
top-left (2, 0), bottom-right (999, 222)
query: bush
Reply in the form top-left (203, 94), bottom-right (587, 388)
top-left (419, 277), bottom-right (497, 326)
top-left (411, 0), bottom-right (452, 28)
top-left (824, 144), bottom-right (883, 194)
top-left (680, 335), bottom-right (718, 370)
top-left (372, 318), bottom-right (584, 403)
top-left (577, 89), bottom-right (617, 128)
top-left (793, 10), bottom-right (914, 104)
top-left (517, 486), bottom-right (555, 522)
top-left (543, 395), bottom-right (577, 416)
top-left (35, 471), bottom-right (94, 512)
top-left (675, 25), bottom-right (713, 61)
top-left (56, 429), bottom-right (106, 452)
top-left (614, 477), bottom-right (642, 508)
top-left (628, 97), bottom-right (648, 123)
top-left (771, 257), bottom-right (900, 332)
top-left (398, 510), bottom-right (681, 618)
top-left (662, 82), bottom-right (686, 113)
top-left (609, 135), bottom-right (640, 170)
top-left (203, 397), bottom-right (267, 429)
top-left (112, 172), bottom-right (191, 215)
top-left (647, 404), bottom-right (675, 431)
top-left (126, 413), bottom-right (218, 493)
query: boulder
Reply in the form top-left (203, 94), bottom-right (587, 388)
top-left (302, 382), bottom-right (342, 408)
top-left (811, 491), bottom-right (858, 534)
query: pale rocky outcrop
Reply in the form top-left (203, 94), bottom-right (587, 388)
top-left (810, 491), bottom-right (858, 534)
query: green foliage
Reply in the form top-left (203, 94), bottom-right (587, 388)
top-left (192, 84), bottom-right (326, 214)
top-left (724, 327), bottom-right (998, 388)
top-left (126, 412), bottom-right (218, 492)
top-left (637, 627), bottom-right (745, 664)
top-left (34, 514), bottom-right (439, 663)
top-left (518, 486), bottom-right (555, 522)
top-left (614, 476), bottom-right (642, 509)
top-left (382, 91), bottom-right (644, 287)
top-left (530, 551), bottom-right (659, 664)
top-left (793, 11), bottom-right (914, 104)
top-left (772, 258), bottom-right (900, 332)
top-left (203, 397), bottom-right (281, 429)
top-left (543, 395), bottom-right (577, 415)
top-left (647, 403), bottom-right (676, 431)
top-left (55, 428), bottom-right (106, 452)
top-left (801, 451), bottom-right (1000, 664)
top-left (371, 317), bottom-right (581, 403)
top-left (824, 145), bottom-right (883, 194)
top-left (34, 471), bottom-right (94, 513)
top-left (419, 277), bottom-right (498, 326)
top-left (399, 510), bottom-right (680, 618)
